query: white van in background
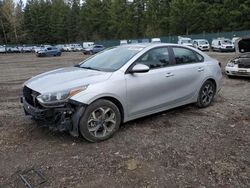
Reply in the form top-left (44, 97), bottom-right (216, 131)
top-left (211, 38), bottom-right (234, 52)
top-left (83, 42), bottom-right (94, 49)
top-left (193, 39), bottom-right (210, 51)
top-left (120, 40), bottom-right (128, 45)
top-left (0, 45), bottom-right (6, 53)
top-left (177, 36), bottom-right (193, 46)
top-left (151, 38), bottom-right (161, 43)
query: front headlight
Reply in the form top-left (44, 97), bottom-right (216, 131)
top-left (227, 62), bottom-right (235, 67)
top-left (37, 85), bottom-right (88, 105)
top-left (227, 59), bottom-right (239, 67)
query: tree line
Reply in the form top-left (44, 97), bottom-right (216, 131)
top-left (0, 0), bottom-right (250, 44)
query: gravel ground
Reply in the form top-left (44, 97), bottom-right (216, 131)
top-left (0, 52), bottom-right (249, 187)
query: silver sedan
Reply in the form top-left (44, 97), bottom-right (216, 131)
top-left (22, 43), bottom-right (222, 142)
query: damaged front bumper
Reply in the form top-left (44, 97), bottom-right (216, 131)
top-left (21, 97), bottom-right (86, 137)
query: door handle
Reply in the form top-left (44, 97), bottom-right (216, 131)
top-left (198, 67), bottom-right (204, 72)
top-left (165, 72), bottom-right (174, 77)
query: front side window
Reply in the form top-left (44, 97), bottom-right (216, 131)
top-left (136, 47), bottom-right (170, 69)
top-left (173, 47), bottom-right (202, 65)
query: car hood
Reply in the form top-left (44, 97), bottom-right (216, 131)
top-left (235, 37), bottom-right (250, 55)
top-left (25, 67), bottom-right (112, 93)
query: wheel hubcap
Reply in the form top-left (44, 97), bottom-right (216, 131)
top-left (87, 107), bottom-right (116, 138)
top-left (201, 83), bottom-right (214, 105)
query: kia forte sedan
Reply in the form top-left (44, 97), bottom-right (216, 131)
top-left (21, 44), bottom-right (222, 142)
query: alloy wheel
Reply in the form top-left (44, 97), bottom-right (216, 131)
top-left (201, 83), bottom-right (214, 106)
top-left (87, 107), bottom-right (116, 138)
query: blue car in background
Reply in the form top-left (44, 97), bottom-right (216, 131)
top-left (83, 45), bottom-right (105, 55)
top-left (36, 47), bottom-right (61, 57)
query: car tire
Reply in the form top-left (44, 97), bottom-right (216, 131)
top-left (79, 99), bottom-right (121, 142)
top-left (196, 80), bottom-right (216, 108)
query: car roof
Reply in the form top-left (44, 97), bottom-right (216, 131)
top-left (118, 43), bottom-right (192, 48)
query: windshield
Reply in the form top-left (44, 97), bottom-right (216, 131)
top-left (79, 46), bottom-right (144, 72)
top-left (221, 40), bottom-right (232, 45)
top-left (199, 41), bottom-right (208, 45)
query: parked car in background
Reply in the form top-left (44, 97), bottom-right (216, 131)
top-left (36, 47), bottom-right (61, 57)
top-left (151, 38), bottom-right (161, 43)
top-left (178, 36), bottom-right (193, 46)
top-left (21, 45), bottom-right (33, 53)
top-left (120, 40), bottom-right (128, 45)
top-left (62, 44), bottom-right (71, 52)
top-left (34, 45), bottom-right (52, 53)
top-left (33, 46), bottom-right (41, 53)
top-left (0, 45), bottom-right (6, 53)
top-left (6, 46), bottom-right (21, 53)
top-left (130, 40), bottom-right (138, 44)
top-left (83, 42), bottom-right (94, 49)
top-left (83, 45), bottom-right (105, 55)
top-left (193, 39), bottom-right (210, 51)
top-left (21, 43), bottom-right (222, 142)
top-left (211, 38), bottom-right (234, 52)
top-left (225, 37), bottom-right (250, 77)
top-left (55, 44), bottom-right (64, 52)
top-left (141, 39), bottom-right (150, 43)
top-left (73, 44), bottom-right (83, 52)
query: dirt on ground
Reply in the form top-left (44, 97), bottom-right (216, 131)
top-left (0, 52), bottom-right (249, 187)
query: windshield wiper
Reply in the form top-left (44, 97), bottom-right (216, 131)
top-left (81, 66), bottom-right (101, 71)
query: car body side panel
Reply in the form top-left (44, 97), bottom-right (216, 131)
top-left (125, 63), bottom-right (205, 117)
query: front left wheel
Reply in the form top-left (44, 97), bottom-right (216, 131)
top-left (79, 99), bottom-right (121, 142)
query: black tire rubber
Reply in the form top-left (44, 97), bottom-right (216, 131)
top-left (227, 75), bottom-right (233, 79)
top-left (196, 80), bottom-right (216, 108)
top-left (79, 99), bottom-right (121, 142)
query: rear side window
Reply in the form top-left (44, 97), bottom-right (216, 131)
top-left (172, 47), bottom-right (203, 65)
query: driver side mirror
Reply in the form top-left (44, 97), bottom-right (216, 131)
top-left (130, 64), bottom-right (150, 73)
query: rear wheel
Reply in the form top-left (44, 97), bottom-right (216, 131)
top-left (79, 99), bottom-right (121, 142)
top-left (197, 80), bottom-right (216, 108)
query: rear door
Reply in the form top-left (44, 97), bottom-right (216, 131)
top-left (167, 46), bottom-right (206, 102)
